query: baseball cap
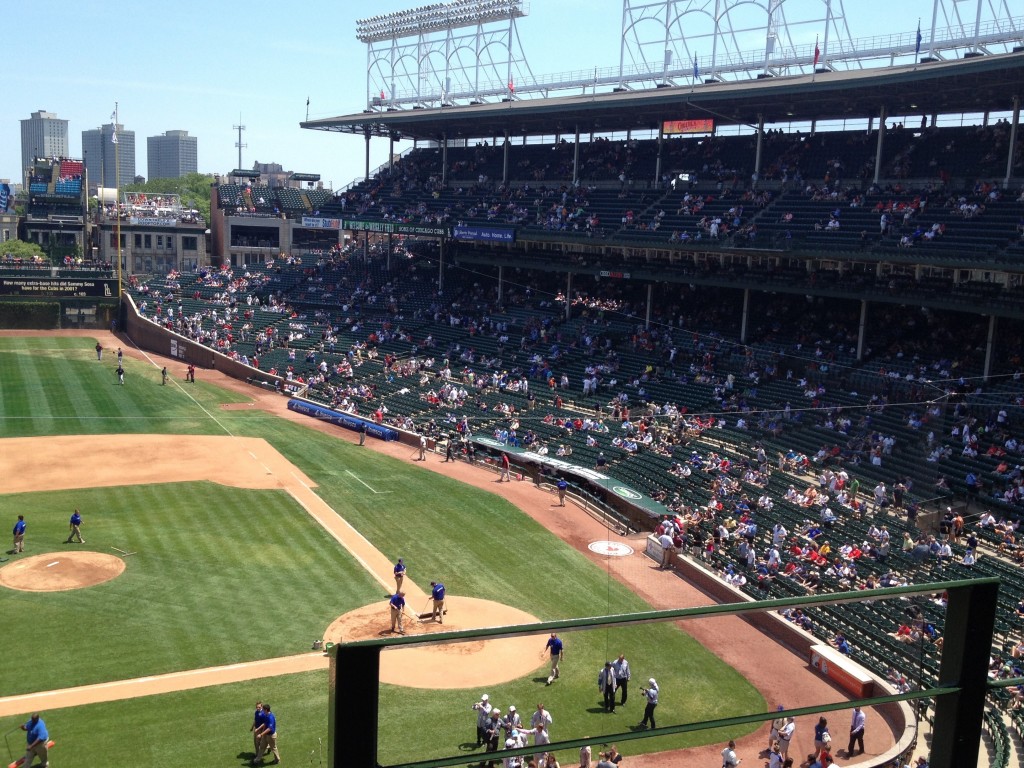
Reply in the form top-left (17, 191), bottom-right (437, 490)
top-left (508, 705), bottom-right (516, 712)
top-left (481, 693), bottom-right (489, 701)
top-left (649, 678), bottom-right (656, 686)
top-left (505, 739), bottom-right (515, 748)
top-left (492, 708), bottom-right (502, 715)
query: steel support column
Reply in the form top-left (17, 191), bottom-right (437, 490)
top-left (873, 107), bottom-right (886, 185)
top-left (438, 238), bottom-right (445, 292)
top-left (329, 645), bottom-right (381, 768)
top-left (753, 114), bottom-right (765, 186)
top-left (364, 131), bottom-right (371, 182)
top-left (740, 288), bottom-right (750, 343)
top-left (856, 299), bottom-right (868, 361)
top-left (503, 130), bottom-right (510, 184)
top-left (983, 315), bottom-right (998, 382)
top-left (1005, 96), bottom-right (1020, 188)
top-left (497, 265), bottom-right (504, 304)
top-left (572, 125), bottom-right (581, 186)
top-left (565, 272), bottom-right (572, 320)
top-left (441, 135), bottom-right (449, 187)
top-left (930, 581), bottom-right (999, 768)
top-left (645, 283), bottom-right (653, 329)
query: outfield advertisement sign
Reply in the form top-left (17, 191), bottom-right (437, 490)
top-left (473, 436), bottom-right (662, 514)
top-left (129, 217), bottom-right (178, 227)
top-left (287, 399), bottom-right (398, 441)
top-left (301, 216), bottom-right (342, 230)
top-left (0, 277), bottom-right (116, 297)
top-left (343, 219), bottom-right (451, 237)
top-left (453, 226), bottom-right (516, 243)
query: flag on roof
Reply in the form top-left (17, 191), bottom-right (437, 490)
top-left (693, 54), bottom-right (699, 80)
top-left (508, 77), bottom-right (515, 94)
top-left (813, 38), bottom-right (820, 68)
top-left (915, 22), bottom-right (922, 57)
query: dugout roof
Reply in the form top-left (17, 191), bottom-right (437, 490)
top-left (303, 51), bottom-right (1024, 140)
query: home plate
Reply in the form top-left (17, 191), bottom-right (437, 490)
top-left (47, 561), bottom-right (60, 567)
top-left (588, 541), bottom-right (634, 557)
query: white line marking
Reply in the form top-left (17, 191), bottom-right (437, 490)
top-left (47, 561), bottom-right (60, 568)
top-left (344, 470), bottom-right (392, 494)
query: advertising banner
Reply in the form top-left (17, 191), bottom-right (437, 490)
top-left (662, 118), bottom-right (715, 135)
top-left (343, 219), bottom-right (450, 237)
top-left (453, 226), bottom-right (516, 243)
top-left (287, 399), bottom-right (398, 441)
top-left (301, 216), bottom-right (342, 230)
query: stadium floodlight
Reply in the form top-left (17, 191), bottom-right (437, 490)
top-left (356, 0), bottom-right (525, 43)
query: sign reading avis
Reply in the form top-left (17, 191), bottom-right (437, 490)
top-left (473, 436), bottom-right (662, 515)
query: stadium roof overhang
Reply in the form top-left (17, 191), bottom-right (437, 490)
top-left (303, 52), bottom-right (1024, 141)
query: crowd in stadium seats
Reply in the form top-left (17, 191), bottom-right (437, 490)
top-left (139, 121), bottom-right (1024, 740)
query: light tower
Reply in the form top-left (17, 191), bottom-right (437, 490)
top-left (356, 0), bottom-right (535, 109)
top-left (233, 119), bottom-right (246, 169)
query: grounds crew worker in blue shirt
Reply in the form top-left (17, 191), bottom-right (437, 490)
top-left (67, 508), bottom-right (84, 544)
top-left (430, 581), bottom-right (447, 623)
top-left (251, 700), bottom-right (265, 754)
top-left (252, 703), bottom-right (280, 765)
top-left (21, 712), bottom-right (49, 768)
top-left (389, 591), bottom-right (407, 633)
top-left (12, 514), bottom-right (25, 553)
top-left (394, 558), bottom-right (406, 590)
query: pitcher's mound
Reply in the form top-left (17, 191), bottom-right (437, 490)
top-left (0, 551), bottom-right (125, 592)
top-left (325, 596), bottom-right (547, 689)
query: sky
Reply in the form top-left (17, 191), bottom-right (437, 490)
top-left (2, 1), bottom-right (977, 190)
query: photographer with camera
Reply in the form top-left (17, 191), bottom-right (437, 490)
top-left (636, 678), bottom-right (659, 729)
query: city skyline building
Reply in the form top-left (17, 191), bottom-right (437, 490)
top-left (82, 123), bottom-right (136, 192)
top-left (20, 110), bottom-right (69, 184)
top-left (148, 130), bottom-right (198, 180)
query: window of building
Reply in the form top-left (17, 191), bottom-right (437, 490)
top-left (166, 236), bottom-right (175, 250)
top-left (134, 234), bottom-right (142, 248)
top-left (182, 236), bottom-right (198, 251)
top-left (156, 235), bottom-right (163, 248)
top-left (144, 234), bottom-right (151, 248)
top-left (3, 229), bottom-right (10, 242)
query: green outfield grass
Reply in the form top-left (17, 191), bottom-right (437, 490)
top-left (0, 336), bottom-right (765, 767)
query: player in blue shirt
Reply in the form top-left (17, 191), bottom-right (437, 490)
top-left (430, 581), bottom-right (446, 623)
top-left (21, 713), bottom-right (49, 768)
top-left (67, 508), bottom-right (85, 544)
top-left (389, 591), bottom-right (407, 634)
top-left (544, 633), bottom-right (564, 684)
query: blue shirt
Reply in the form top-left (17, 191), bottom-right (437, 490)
top-left (70, 512), bottom-right (82, 526)
top-left (263, 711), bottom-right (277, 734)
top-left (557, 479), bottom-right (568, 490)
top-left (254, 708), bottom-right (267, 729)
top-left (13, 519), bottom-right (25, 536)
top-left (432, 583), bottom-right (445, 600)
top-left (389, 593), bottom-right (405, 610)
top-left (546, 636), bottom-right (563, 655)
top-left (394, 561), bottom-right (406, 577)
top-left (24, 717), bottom-right (47, 746)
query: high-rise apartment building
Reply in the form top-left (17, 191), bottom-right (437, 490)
top-left (147, 130), bottom-right (198, 179)
top-left (82, 124), bottom-right (136, 191)
top-left (20, 110), bottom-right (69, 182)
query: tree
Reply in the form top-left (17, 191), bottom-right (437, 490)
top-left (122, 173), bottom-right (215, 225)
top-left (0, 239), bottom-right (47, 261)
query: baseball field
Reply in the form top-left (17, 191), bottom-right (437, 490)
top-left (0, 334), bottom-right (767, 767)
